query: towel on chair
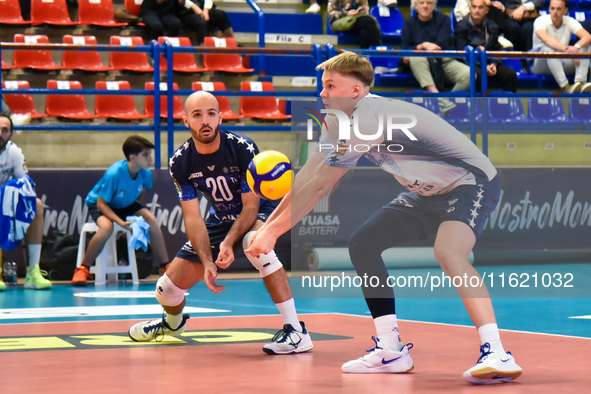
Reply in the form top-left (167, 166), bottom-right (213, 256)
top-left (0, 176), bottom-right (37, 251)
top-left (125, 216), bottom-right (151, 252)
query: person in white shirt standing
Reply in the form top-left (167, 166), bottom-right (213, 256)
top-left (531, 0), bottom-right (591, 93)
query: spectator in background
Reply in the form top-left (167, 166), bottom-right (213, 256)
top-left (140, 0), bottom-right (233, 45)
top-left (530, 0), bottom-right (591, 93)
top-left (0, 114), bottom-right (51, 290)
top-left (454, 0), bottom-right (518, 92)
top-left (328, 0), bottom-right (382, 49)
top-left (503, 0), bottom-right (545, 51)
top-left (453, 0), bottom-right (514, 48)
top-left (184, 0), bottom-right (234, 40)
top-left (401, 0), bottom-right (470, 114)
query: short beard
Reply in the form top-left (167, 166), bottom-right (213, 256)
top-left (194, 124), bottom-right (220, 145)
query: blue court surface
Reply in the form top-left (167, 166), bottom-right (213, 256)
top-left (2, 262), bottom-right (590, 340)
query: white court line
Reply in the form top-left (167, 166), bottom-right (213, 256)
top-left (569, 315), bottom-right (591, 319)
top-left (0, 305), bottom-right (229, 320)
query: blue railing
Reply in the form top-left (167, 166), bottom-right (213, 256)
top-left (2, 41), bottom-right (590, 165)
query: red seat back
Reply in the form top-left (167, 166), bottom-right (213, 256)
top-left (202, 37), bottom-right (254, 73)
top-left (62, 35), bottom-right (111, 71)
top-left (12, 34), bottom-right (62, 70)
top-left (0, 0), bottom-right (30, 24)
top-left (95, 81), bottom-right (147, 120)
top-left (158, 36), bottom-right (205, 72)
top-left (45, 80), bottom-right (95, 119)
top-left (239, 81), bottom-right (290, 120)
top-left (31, 0), bottom-right (78, 26)
top-left (124, 0), bottom-right (142, 16)
top-left (109, 36), bottom-right (154, 72)
top-left (1, 80), bottom-right (45, 118)
top-left (78, 0), bottom-right (127, 26)
top-left (144, 82), bottom-right (184, 119)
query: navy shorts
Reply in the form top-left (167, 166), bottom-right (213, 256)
top-left (87, 201), bottom-right (145, 223)
top-left (385, 176), bottom-right (501, 239)
top-left (176, 199), bottom-right (278, 263)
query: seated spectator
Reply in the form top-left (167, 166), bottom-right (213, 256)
top-left (530, 0), bottom-right (591, 93)
top-left (503, 0), bottom-right (544, 51)
top-left (453, 0), bottom-right (514, 48)
top-left (454, 0), bottom-right (518, 92)
top-left (401, 0), bottom-right (470, 114)
top-left (184, 0), bottom-right (234, 40)
top-left (328, 0), bottom-right (382, 49)
top-left (140, 0), bottom-right (233, 45)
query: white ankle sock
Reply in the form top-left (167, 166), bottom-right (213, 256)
top-left (28, 244), bottom-right (42, 268)
top-left (165, 313), bottom-right (184, 330)
top-left (275, 299), bottom-right (302, 332)
top-left (478, 323), bottom-right (506, 354)
top-left (374, 314), bottom-right (403, 351)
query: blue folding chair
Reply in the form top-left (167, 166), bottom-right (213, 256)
top-left (404, 95), bottom-right (441, 116)
top-left (370, 6), bottom-right (404, 43)
top-left (528, 95), bottom-right (572, 124)
top-left (445, 97), bottom-right (482, 126)
top-left (568, 97), bottom-right (591, 125)
top-left (486, 93), bottom-right (532, 124)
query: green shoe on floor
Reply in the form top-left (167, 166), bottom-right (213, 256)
top-left (24, 265), bottom-right (52, 290)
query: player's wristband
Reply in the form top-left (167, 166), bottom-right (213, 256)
top-left (574, 43), bottom-right (582, 50)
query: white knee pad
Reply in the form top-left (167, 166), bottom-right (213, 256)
top-left (243, 231), bottom-right (283, 277)
top-left (155, 274), bottom-right (186, 307)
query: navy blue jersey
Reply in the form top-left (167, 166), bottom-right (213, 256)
top-left (169, 130), bottom-right (258, 222)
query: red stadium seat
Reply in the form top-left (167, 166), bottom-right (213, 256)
top-left (95, 80), bottom-right (148, 120)
top-left (78, 0), bottom-right (127, 27)
top-left (158, 37), bottom-right (205, 73)
top-left (0, 0), bottom-right (31, 24)
top-left (239, 81), bottom-right (291, 121)
top-left (45, 80), bottom-right (96, 120)
top-left (192, 81), bottom-right (242, 120)
top-left (202, 37), bottom-right (254, 73)
top-left (1, 54), bottom-right (13, 70)
top-left (124, 0), bottom-right (142, 16)
top-left (62, 35), bottom-right (112, 72)
top-left (12, 34), bottom-right (62, 71)
top-left (143, 82), bottom-right (184, 120)
top-left (31, 0), bottom-right (78, 26)
top-left (1, 80), bottom-right (46, 118)
top-left (109, 36), bottom-right (154, 72)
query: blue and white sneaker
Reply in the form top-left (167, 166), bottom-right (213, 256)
top-left (263, 321), bottom-right (313, 355)
top-left (128, 314), bottom-right (189, 342)
top-left (342, 336), bottom-right (414, 373)
top-left (463, 343), bottom-right (522, 384)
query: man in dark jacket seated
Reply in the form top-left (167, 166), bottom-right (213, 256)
top-left (453, 0), bottom-right (518, 92)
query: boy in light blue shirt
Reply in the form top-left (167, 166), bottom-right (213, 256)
top-left (72, 135), bottom-right (169, 285)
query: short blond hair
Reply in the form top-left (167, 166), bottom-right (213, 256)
top-left (316, 51), bottom-right (374, 87)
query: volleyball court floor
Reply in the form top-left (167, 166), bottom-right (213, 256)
top-left (1, 262), bottom-right (590, 393)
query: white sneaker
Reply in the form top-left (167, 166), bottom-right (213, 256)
top-left (580, 82), bottom-right (591, 93)
top-left (263, 321), bottom-right (314, 354)
top-left (563, 82), bottom-right (583, 94)
top-left (497, 35), bottom-right (514, 49)
top-left (305, 3), bottom-right (321, 13)
top-left (342, 336), bottom-right (414, 373)
top-left (10, 113), bottom-right (31, 126)
top-left (463, 343), bottom-right (523, 384)
top-left (128, 314), bottom-right (189, 342)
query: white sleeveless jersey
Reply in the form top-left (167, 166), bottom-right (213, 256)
top-left (316, 94), bottom-right (497, 196)
top-left (0, 141), bottom-right (27, 187)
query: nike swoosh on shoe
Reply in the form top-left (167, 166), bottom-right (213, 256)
top-left (382, 356), bottom-right (403, 364)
